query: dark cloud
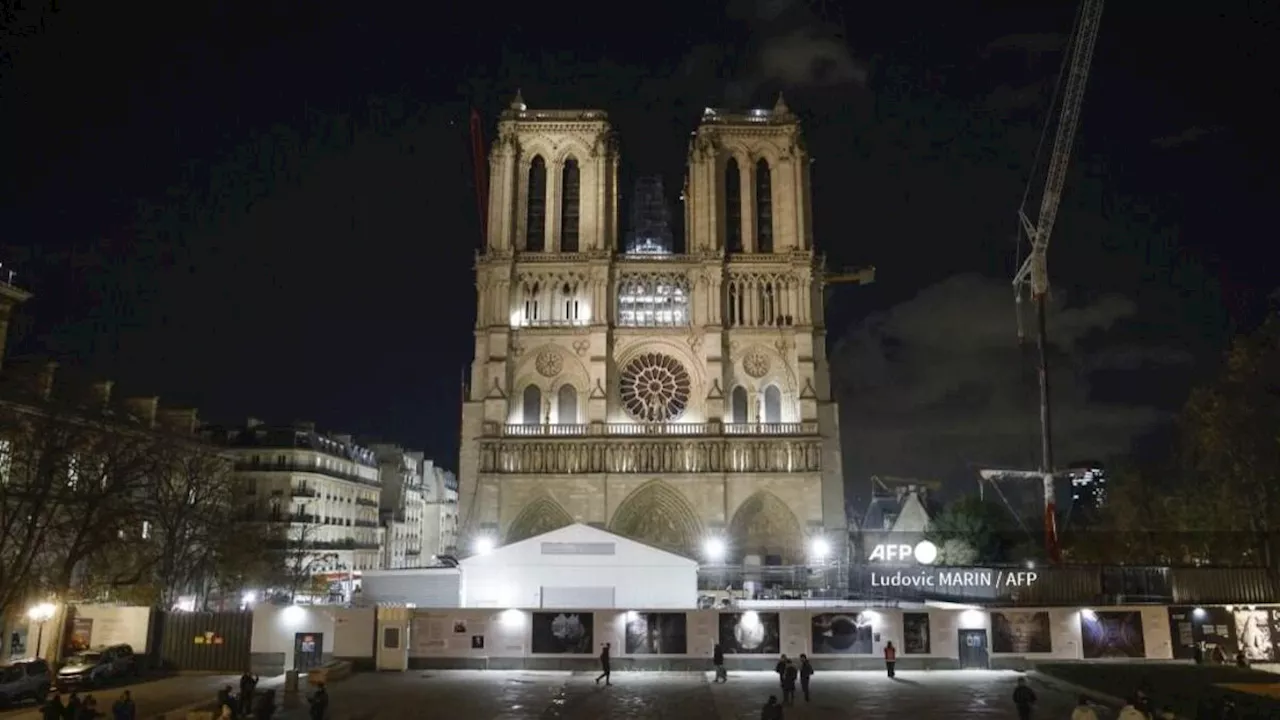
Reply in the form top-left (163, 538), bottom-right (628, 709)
top-left (707, 0), bottom-right (868, 105)
top-left (1151, 126), bottom-right (1223, 149)
top-left (832, 274), bottom-right (1177, 489)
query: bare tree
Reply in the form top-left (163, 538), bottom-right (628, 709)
top-left (0, 400), bottom-right (77, 622)
top-left (269, 521), bottom-right (338, 603)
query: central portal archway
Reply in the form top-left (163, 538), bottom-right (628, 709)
top-left (609, 480), bottom-right (703, 556)
top-left (728, 491), bottom-right (805, 564)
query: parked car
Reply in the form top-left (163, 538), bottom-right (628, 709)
top-left (0, 657), bottom-right (52, 707)
top-left (56, 644), bottom-right (136, 689)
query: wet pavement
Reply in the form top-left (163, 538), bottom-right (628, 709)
top-left (309, 669), bottom-right (1098, 719)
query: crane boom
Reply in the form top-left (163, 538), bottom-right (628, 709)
top-left (1013, 0), bottom-right (1105, 302)
top-left (998, 0), bottom-right (1104, 564)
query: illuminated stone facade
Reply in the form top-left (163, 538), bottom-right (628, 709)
top-left (458, 93), bottom-right (845, 563)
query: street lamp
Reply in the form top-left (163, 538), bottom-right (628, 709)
top-left (702, 537), bottom-right (726, 562)
top-left (27, 603), bottom-right (55, 658)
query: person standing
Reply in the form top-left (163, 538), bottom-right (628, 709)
top-left (712, 642), bottom-right (727, 683)
top-left (239, 670), bottom-right (259, 715)
top-left (1070, 695), bottom-right (1098, 720)
top-left (595, 642), bottom-right (612, 686)
top-left (1012, 677), bottom-right (1036, 720)
top-left (798, 654), bottom-right (814, 702)
top-left (774, 654), bottom-right (789, 693)
top-left (1116, 697), bottom-right (1146, 720)
top-left (781, 657), bottom-right (798, 705)
top-left (111, 692), bottom-right (135, 720)
top-left (883, 642), bottom-right (897, 678)
top-left (308, 683), bottom-right (328, 720)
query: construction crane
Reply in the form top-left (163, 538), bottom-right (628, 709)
top-left (982, 0), bottom-right (1105, 564)
top-left (825, 266), bottom-right (877, 286)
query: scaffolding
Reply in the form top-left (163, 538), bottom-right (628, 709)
top-left (625, 176), bottom-right (674, 254)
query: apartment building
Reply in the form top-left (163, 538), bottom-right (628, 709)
top-left (206, 420), bottom-right (384, 597)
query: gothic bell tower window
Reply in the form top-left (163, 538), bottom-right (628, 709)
top-left (560, 158), bottom-right (580, 252)
top-left (526, 156), bottom-right (547, 252)
top-left (755, 159), bottom-right (773, 253)
top-left (725, 158), bottom-right (743, 253)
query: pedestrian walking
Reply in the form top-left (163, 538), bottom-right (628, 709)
top-left (883, 642), bottom-right (897, 678)
top-left (712, 642), bottom-right (727, 683)
top-left (1012, 677), bottom-right (1036, 720)
top-left (798, 654), bottom-right (814, 702)
top-left (781, 657), bottom-right (798, 705)
top-left (1070, 695), bottom-right (1098, 720)
top-left (595, 642), bottom-right (612, 686)
top-left (774, 654), bottom-right (789, 692)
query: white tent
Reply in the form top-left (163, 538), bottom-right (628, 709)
top-left (460, 523), bottom-right (698, 609)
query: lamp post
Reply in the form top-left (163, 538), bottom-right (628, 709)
top-left (27, 603), bottom-right (55, 659)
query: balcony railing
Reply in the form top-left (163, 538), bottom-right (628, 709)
top-left (235, 461), bottom-right (381, 489)
top-left (355, 497), bottom-right (379, 507)
top-left (488, 421), bottom-right (818, 438)
top-left (479, 434), bottom-right (823, 475)
top-left (292, 487), bottom-right (319, 498)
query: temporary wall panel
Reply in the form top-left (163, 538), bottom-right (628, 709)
top-left (541, 587), bottom-right (615, 608)
top-left (155, 611), bottom-right (253, 671)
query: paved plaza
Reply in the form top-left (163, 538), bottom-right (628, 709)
top-left (0, 673), bottom-right (245, 720)
top-left (311, 669), bottom-right (1096, 719)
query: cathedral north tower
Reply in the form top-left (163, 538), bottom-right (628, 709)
top-left (458, 93), bottom-right (844, 584)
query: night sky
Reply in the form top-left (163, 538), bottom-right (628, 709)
top-left (2, 1), bottom-right (1275, 500)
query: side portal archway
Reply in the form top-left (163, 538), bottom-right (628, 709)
top-left (609, 480), bottom-right (703, 557)
top-left (505, 496), bottom-right (574, 544)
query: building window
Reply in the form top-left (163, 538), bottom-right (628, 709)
top-left (525, 156), bottom-right (547, 251)
top-left (522, 386), bottom-right (542, 425)
top-left (616, 273), bottom-right (690, 327)
top-left (557, 384), bottom-right (578, 424)
top-left (521, 281), bottom-right (541, 325)
top-left (755, 159), bottom-right (773, 253)
top-left (730, 386), bottom-right (749, 424)
top-left (725, 158), bottom-right (742, 253)
top-left (560, 158), bottom-right (580, 252)
top-left (763, 385), bottom-right (782, 424)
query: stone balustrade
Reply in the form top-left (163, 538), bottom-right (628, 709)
top-left (477, 434), bottom-right (823, 474)
top-left (488, 421), bottom-right (818, 437)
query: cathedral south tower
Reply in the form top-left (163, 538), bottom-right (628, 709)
top-left (459, 93), bottom-right (845, 567)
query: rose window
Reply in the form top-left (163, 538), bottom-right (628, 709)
top-left (619, 352), bottom-right (692, 422)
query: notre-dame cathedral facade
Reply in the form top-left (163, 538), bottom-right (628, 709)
top-left (457, 92), bottom-right (845, 565)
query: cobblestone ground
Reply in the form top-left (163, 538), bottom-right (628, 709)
top-left (313, 669), bottom-right (1098, 719)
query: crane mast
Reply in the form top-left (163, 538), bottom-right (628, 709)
top-left (1000, 0), bottom-right (1104, 563)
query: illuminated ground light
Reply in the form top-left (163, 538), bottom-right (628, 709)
top-left (474, 536), bottom-right (496, 556)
